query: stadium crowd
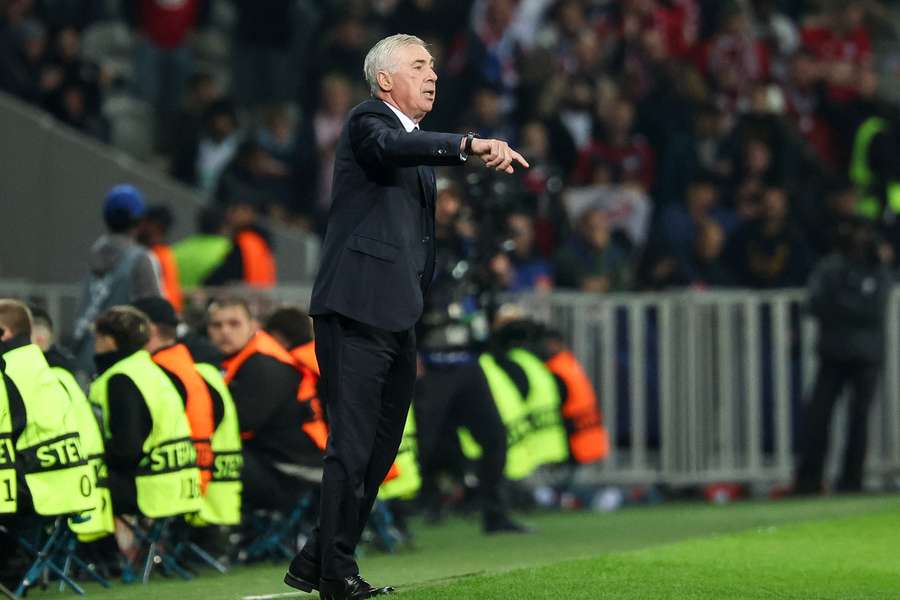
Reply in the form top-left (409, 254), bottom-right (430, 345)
top-left (2, 0), bottom-right (900, 293)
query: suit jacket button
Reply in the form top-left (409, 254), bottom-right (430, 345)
top-left (437, 149), bottom-right (445, 155)
top-left (422, 236), bottom-right (430, 243)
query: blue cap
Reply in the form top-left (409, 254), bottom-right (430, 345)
top-left (103, 184), bottom-right (145, 223)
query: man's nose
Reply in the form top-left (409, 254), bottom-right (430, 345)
top-left (428, 68), bottom-right (437, 82)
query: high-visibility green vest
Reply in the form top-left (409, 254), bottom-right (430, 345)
top-left (0, 373), bottom-right (15, 514)
top-left (508, 349), bottom-right (569, 467)
top-left (460, 354), bottom-right (537, 480)
top-left (379, 409), bottom-right (420, 500)
top-left (849, 116), bottom-right (900, 219)
top-left (171, 235), bottom-right (233, 290)
top-left (4, 344), bottom-right (93, 516)
top-left (53, 366), bottom-right (114, 540)
top-left (195, 362), bottom-right (243, 525)
top-left (90, 351), bottom-right (202, 518)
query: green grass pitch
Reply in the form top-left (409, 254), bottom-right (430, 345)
top-left (49, 494), bottom-right (900, 599)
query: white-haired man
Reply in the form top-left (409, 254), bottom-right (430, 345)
top-left (283, 34), bottom-right (528, 599)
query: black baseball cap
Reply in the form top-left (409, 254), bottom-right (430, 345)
top-left (131, 296), bottom-right (179, 327)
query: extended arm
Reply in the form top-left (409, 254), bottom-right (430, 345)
top-left (350, 111), bottom-right (465, 169)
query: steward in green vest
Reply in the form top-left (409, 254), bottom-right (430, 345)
top-left (0, 300), bottom-right (93, 517)
top-left (0, 362), bottom-right (15, 514)
top-left (171, 207), bottom-right (233, 290)
top-left (30, 305), bottom-right (114, 539)
top-left (849, 115), bottom-right (900, 220)
top-left (507, 348), bottom-right (569, 468)
top-left (194, 362), bottom-right (242, 525)
top-left (89, 306), bottom-right (201, 518)
top-left (462, 353), bottom-right (536, 480)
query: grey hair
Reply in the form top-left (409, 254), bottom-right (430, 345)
top-left (363, 34), bottom-right (427, 96)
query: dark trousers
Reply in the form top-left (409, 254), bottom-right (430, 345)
top-left (414, 362), bottom-right (507, 521)
top-left (300, 314), bottom-right (416, 580)
top-left (795, 358), bottom-right (880, 492)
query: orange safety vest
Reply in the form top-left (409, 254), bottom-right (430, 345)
top-left (289, 341), bottom-right (328, 451)
top-left (152, 244), bottom-right (184, 313)
top-left (222, 331), bottom-right (326, 450)
top-left (287, 340), bottom-right (397, 481)
top-left (235, 230), bottom-right (276, 288)
top-left (152, 343), bottom-right (215, 493)
top-left (545, 350), bottom-right (609, 464)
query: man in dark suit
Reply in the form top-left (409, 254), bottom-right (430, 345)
top-left (283, 34), bottom-right (527, 600)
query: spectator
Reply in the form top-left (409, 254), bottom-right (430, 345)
top-left (800, 1), bottom-right (872, 103)
top-left (232, 0), bottom-right (295, 108)
top-left (170, 71), bottom-right (222, 183)
top-left (673, 218), bottom-right (733, 288)
top-left (724, 186), bottom-right (813, 288)
top-left (498, 212), bottom-right (553, 292)
top-left (519, 119), bottom-right (570, 256)
top-left (0, 18), bottom-right (50, 103)
top-left (783, 49), bottom-right (836, 167)
top-left (318, 15), bottom-right (372, 84)
top-left (71, 184), bottom-right (162, 372)
top-left (313, 73), bottom-right (354, 222)
top-left (255, 104), bottom-right (318, 225)
top-left (554, 208), bottom-right (631, 292)
top-left (214, 140), bottom-right (281, 215)
top-left (126, 0), bottom-right (208, 115)
top-left (461, 84), bottom-right (515, 144)
top-left (575, 97), bottom-right (655, 192)
top-left (705, 4), bottom-right (769, 115)
top-left (195, 99), bottom-right (240, 195)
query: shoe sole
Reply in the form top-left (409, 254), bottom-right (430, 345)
top-left (284, 572), bottom-right (318, 593)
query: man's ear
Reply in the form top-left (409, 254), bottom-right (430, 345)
top-left (377, 70), bottom-right (392, 92)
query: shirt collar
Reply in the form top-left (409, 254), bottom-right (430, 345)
top-left (382, 101), bottom-right (419, 133)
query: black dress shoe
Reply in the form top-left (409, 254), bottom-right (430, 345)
top-left (319, 574), bottom-right (394, 600)
top-left (283, 553), bottom-right (320, 593)
top-left (483, 514), bottom-right (533, 535)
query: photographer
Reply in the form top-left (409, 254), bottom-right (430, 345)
top-left (414, 180), bottom-right (526, 534)
top-left (794, 218), bottom-right (894, 494)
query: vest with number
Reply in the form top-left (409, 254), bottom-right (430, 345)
top-left (223, 331), bottom-right (326, 451)
top-left (195, 362), bottom-right (243, 525)
top-left (90, 351), bottom-right (201, 518)
top-left (460, 353), bottom-right (537, 480)
top-left (0, 373), bottom-right (15, 514)
top-left (4, 344), bottom-right (93, 516)
top-left (378, 409), bottom-right (420, 500)
top-left (54, 366), bottom-right (114, 540)
top-left (152, 344), bottom-right (215, 494)
top-left (545, 350), bottom-right (609, 464)
top-left (508, 348), bottom-right (570, 467)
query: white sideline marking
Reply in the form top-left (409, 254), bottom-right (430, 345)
top-left (242, 593), bottom-right (305, 600)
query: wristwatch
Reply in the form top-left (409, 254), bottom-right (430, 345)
top-left (462, 132), bottom-right (477, 160)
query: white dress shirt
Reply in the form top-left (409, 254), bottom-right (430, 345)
top-left (383, 101), bottom-right (418, 132)
top-left (381, 100), bottom-right (467, 160)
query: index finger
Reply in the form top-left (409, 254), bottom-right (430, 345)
top-left (511, 150), bottom-right (530, 169)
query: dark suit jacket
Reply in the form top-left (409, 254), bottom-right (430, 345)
top-left (309, 99), bottom-right (465, 331)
